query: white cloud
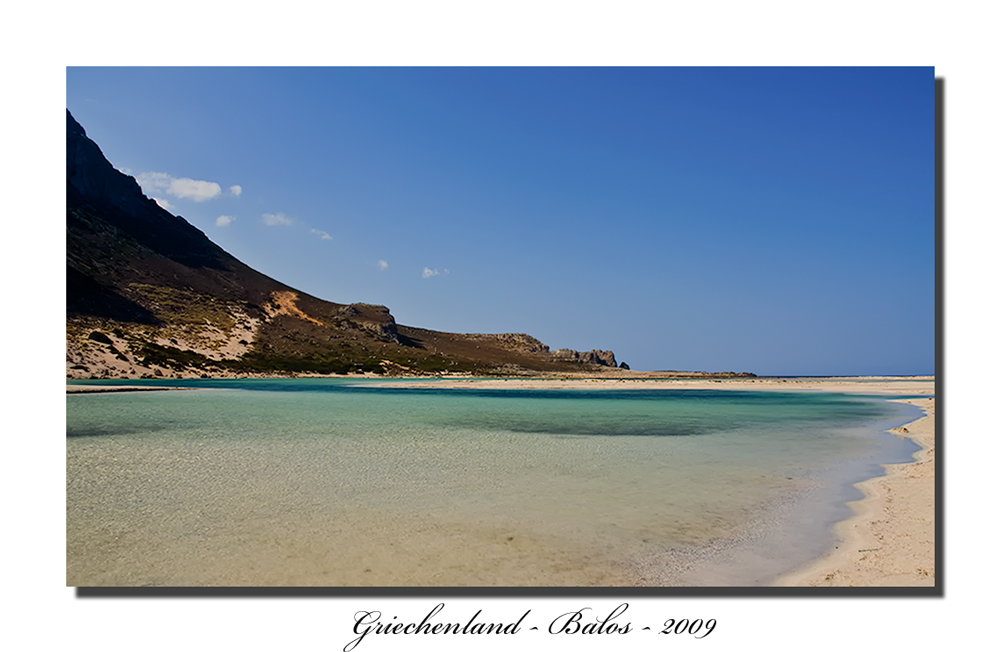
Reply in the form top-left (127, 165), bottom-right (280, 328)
top-left (422, 267), bottom-right (440, 278)
top-left (153, 197), bottom-right (174, 211)
top-left (262, 212), bottom-right (294, 226)
top-left (169, 177), bottom-right (222, 202)
top-left (216, 215), bottom-right (235, 227)
top-left (378, 260), bottom-right (389, 271)
top-left (229, 185), bottom-right (242, 197)
top-left (310, 228), bottom-right (333, 240)
top-left (136, 171), bottom-right (226, 202)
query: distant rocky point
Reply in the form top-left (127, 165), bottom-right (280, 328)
top-left (552, 348), bottom-right (618, 367)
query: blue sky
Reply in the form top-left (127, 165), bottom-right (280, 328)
top-left (66, 67), bottom-right (935, 375)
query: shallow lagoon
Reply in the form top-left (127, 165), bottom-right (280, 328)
top-left (66, 378), bottom-right (923, 586)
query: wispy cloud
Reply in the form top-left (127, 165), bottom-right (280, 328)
top-left (262, 212), bottom-right (294, 226)
top-left (378, 260), bottom-right (389, 271)
top-left (153, 197), bottom-right (174, 211)
top-left (216, 215), bottom-right (235, 227)
top-left (229, 185), bottom-right (242, 197)
top-left (422, 267), bottom-right (451, 279)
top-left (136, 172), bottom-right (225, 202)
top-left (310, 228), bottom-right (332, 240)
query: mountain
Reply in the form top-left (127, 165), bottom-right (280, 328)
top-left (65, 110), bottom-right (626, 379)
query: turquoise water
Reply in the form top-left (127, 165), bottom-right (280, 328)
top-left (66, 379), bottom-right (925, 586)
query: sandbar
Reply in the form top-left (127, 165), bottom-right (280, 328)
top-left (374, 375), bottom-right (935, 396)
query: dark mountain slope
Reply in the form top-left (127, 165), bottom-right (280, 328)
top-left (65, 110), bottom-right (622, 378)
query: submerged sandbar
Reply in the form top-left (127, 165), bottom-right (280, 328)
top-left (66, 385), bottom-right (193, 394)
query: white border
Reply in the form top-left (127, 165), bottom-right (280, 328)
top-left (6, 2), bottom-right (994, 649)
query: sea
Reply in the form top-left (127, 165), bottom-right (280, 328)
top-left (66, 378), bottom-right (929, 587)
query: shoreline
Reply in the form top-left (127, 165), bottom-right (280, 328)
top-left (66, 376), bottom-right (935, 397)
top-left (772, 396), bottom-right (935, 587)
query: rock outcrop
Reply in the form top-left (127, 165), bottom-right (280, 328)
top-left (335, 304), bottom-right (400, 343)
top-left (551, 349), bottom-right (618, 367)
top-left (464, 333), bottom-right (550, 354)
